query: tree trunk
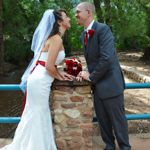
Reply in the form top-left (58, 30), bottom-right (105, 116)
top-left (93, 0), bottom-right (104, 23)
top-left (104, 0), bottom-right (112, 28)
top-left (39, 0), bottom-right (45, 3)
top-left (0, 0), bottom-right (4, 75)
top-left (142, 6), bottom-right (150, 61)
top-left (143, 47), bottom-right (150, 61)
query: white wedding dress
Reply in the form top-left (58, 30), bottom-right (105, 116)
top-left (0, 51), bottom-right (65, 150)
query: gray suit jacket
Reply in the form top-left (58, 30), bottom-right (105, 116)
top-left (81, 21), bottom-right (125, 99)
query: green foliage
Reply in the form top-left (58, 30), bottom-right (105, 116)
top-left (97, 0), bottom-right (149, 50)
top-left (3, 0), bottom-right (40, 65)
top-left (3, 0), bottom-right (84, 65)
top-left (2, 0), bottom-right (150, 65)
top-left (63, 9), bottom-right (83, 56)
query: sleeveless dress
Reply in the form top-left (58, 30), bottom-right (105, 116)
top-left (0, 51), bottom-right (65, 150)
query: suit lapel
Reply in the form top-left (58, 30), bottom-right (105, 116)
top-left (81, 31), bottom-right (88, 58)
top-left (86, 21), bottom-right (97, 56)
top-left (81, 21), bottom-right (97, 59)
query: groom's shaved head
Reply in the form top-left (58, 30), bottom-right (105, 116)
top-left (75, 2), bottom-right (95, 28)
top-left (77, 2), bottom-right (95, 14)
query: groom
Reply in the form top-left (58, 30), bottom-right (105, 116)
top-left (75, 2), bottom-right (131, 150)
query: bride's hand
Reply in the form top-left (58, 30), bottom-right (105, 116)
top-left (59, 71), bottom-right (75, 81)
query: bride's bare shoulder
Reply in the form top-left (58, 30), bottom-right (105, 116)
top-left (48, 34), bottom-right (62, 43)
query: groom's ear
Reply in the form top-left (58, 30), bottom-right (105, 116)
top-left (87, 10), bottom-right (90, 14)
top-left (87, 9), bottom-right (92, 17)
top-left (87, 9), bottom-right (93, 16)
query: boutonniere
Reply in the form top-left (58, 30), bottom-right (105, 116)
top-left (88, 29), bottom-right (95, 37)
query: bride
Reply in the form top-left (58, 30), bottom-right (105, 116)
top-left (0, 9), bottom-right (74, 150)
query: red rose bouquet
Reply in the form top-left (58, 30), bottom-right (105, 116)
top-left (64, 57), bottom-right (82, 76)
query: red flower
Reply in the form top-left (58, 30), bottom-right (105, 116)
top-left (88, 29), bottom-right (95, 37)
top-left (64, 57), bottom-right (82, 77)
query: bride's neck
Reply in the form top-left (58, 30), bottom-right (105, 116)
top-left (59, 27), bottom-right (65, 37)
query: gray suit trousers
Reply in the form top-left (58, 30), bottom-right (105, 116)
top-left (93, 90), bottom-right (131, 150)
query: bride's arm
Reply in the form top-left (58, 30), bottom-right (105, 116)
top-left (45, 35), bottom-right (64, 80)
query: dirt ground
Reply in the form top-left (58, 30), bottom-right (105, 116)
top-left (0, 51), bottom-right (150, 149)
top-left (80, 51), bottom-right (150, 136)
top-left (118, 51), bottom-right (150, 76)
top-left (118, 51), bottom-right (150, 114)
top-left (79, 51), bottom-right (150, 122)
top-left (118, 51), bottom-right (150, 135)
top-left (80, 51), bottom-right (150, 118)
top-left (93, 51), bottom-right (150, 149)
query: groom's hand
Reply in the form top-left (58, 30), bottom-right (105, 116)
top-left (78, 71), bottom-right (91, 81)
top-left (76, 71), bottom-right (91, 82)
top-left (76, 71), bottom-right (83, 82)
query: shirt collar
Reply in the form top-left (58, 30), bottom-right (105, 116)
top-left (85, 20), bottom-right (94, 31)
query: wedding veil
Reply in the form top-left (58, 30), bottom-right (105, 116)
top-left (20, 9), bottom-right (55, 93)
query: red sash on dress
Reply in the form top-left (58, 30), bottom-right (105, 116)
top-left (21, 60), bottom-right (46, 114)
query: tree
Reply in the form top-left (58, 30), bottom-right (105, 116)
top-left (1, 0), bottom-right (150, 68)
top-left (104, 0), bottom-right (111, 27)
top-left (138, 0), bottom-right (150, 61)
top-left (93, 0), bottom-right (104, 22)
top-left (0, 0), bottom-right (4, 75)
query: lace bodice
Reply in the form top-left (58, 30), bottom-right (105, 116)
top-left (39, 51), bottom-right (65, 65)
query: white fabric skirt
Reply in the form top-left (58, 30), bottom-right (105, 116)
top-left (0, 64), bottom-right (57, 150)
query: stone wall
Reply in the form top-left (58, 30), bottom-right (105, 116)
top-left (51, 80), bottom-right (94, 150)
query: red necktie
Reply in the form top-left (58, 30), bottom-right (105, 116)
top-left (84, 31), bottom-right (88, 46)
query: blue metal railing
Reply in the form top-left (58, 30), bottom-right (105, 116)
top-left (125, 83), bottom-right (150, 89)
top-left (0, 83), bottom-right (150, 123)
top-left (0, 117), bottom-right (21, 123)
top-left (1, 114), bottom-right (150, 123)
top-left (0, 84), bottom-right (21, 91)
top-left (0, 83), bottom-right (150, 91)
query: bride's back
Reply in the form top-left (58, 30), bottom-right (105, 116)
top-left (41, 34), bottom-right (63, 52)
